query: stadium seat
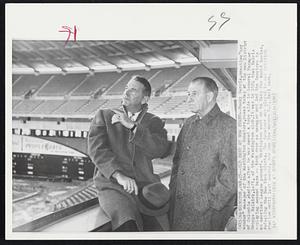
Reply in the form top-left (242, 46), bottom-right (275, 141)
top-left (148, 97), bottom-right (171, 113)
top-left (152, 96), bottom-right (186, 115)
top-left (13, 75), bottom-right (52, 96)
top-left (150, 66), bottom-right (194, 92)
top-left (71, 72), bottom-right (123, 96)
top-left (53, 100), bottom-right (89, 115)
top-left (37, 74), bottom-right (86, 96)
top-left (168, 65), bottom-right (214, 92)
top-left (12, 99), bottom-right (22, 109)
top-left (12, 75), bottom-right (22, 84)
top-left (11, 66), bottom-right (233, 117)
top-left (100, 98), bottom-right (122, 110)
top-left (75, 99), bottom-right (108, 115)
top-left (30, 100), bottom-right (66, 114)
top-left (106, 70), bottom-right (157, 95)
top-left (13, 100), bottom-right (44, 114)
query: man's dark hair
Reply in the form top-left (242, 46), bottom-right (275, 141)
top-left (192, 76), bottom-right (218, 98)
top-left (132, 75), bottom-right (152, 97)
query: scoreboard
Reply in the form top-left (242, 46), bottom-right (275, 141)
top-left (12, 135), bottom-right (94, 181)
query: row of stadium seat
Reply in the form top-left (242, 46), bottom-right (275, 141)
top-left (12, 96), bottom-right (189, 116)
top-left (12, 65), bottom-right (213, 97)
top-left (12, 90), bottom-right (233, 117)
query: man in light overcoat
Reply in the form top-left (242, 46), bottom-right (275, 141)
top-left (169, 77), bottom-right (237, 231)
top-left (88, 76), bottom-right (170, 231)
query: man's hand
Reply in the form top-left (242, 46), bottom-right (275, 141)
top-left (112, 171), bottom-right (138, 195)
top-left (112, 110), bottom-right (135, 129)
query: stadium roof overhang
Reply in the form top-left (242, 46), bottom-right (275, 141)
top-left (12, 40), bottom-right (237, 93)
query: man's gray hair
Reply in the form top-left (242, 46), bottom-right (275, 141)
top-left (192, 77), bottom-right (218, 98)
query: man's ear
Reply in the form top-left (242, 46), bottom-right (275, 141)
top-left (141, 96), bottom-right (150, 105)
top-left (207, 91), bottom-right (214, 103)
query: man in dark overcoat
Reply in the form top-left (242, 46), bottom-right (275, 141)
top-left (88, 75), bottom-right (170, 231)
top-left (169, 77), bottom-right (237, 231)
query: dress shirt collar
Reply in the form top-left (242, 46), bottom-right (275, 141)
top-left (128, 110), bottom-right (141, 121)
top-left (194, 103), bottom-right (221, 125)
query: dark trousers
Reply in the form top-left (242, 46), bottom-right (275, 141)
top-left (115, 220), bottom-right (138, 232)
top-left (141, 214), bottom-right (163, 231)
top-left (114, 214), bottom-right (163, 231)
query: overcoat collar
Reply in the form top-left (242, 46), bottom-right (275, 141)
top-left (194, 103), bottom-right (221, 125)
top-left (120, 103), bottom-right (149, 124)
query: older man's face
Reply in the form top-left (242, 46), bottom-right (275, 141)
top-left (186, 81), bottom-right (210, 114)
top-left (122, 78), bottom-right (147, 108)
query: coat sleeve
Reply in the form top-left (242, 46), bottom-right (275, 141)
top-left (128, 116), bottom-right (170, 159)
top-left (169, 126), bottom-right (185, 190)
top-left (207, 121), bottom-right (237, 210)
top-left (88, 110), bottom-right (122, 179)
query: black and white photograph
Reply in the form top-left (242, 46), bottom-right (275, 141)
top-left (5, 3), bottom-right (296, 240)
top-left (11, 40), bottom-right (237, 232)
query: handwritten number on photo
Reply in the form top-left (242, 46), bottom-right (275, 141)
top-left (59, 25), bottom-right (78, 46)
top-left (208, 16), bottom-right (217, 31)
top-left (208, 12), bottom-right (230, 31)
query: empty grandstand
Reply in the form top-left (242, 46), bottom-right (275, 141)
top-left (169, 65), bottom-right (223, 93)
top-left (12, 75), bottom-right (21, 84)
top-left (29, 100), bottom-right (66, 114)
top-left (52, 100), bottom-right (90, 115)
top-left (13, 74), bottom-right (52, 97)
top-left (149, 66), bottom-right (194, 93)
top-left (72, 72), bottom-right (123, 97)
top-left (105, 70), bottom-right (158, 95)
top-left (75, 99), bottom-right (108, 115)
top-left (13, 99), bottom-right (44, 114)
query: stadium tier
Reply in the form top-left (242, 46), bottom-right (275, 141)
top-left (211, 68), bottom-right (230, 87)
top-left (148, 96), bottom-right (171, 112)
top-left (12, 99), bottom-right (22, 109)
top-left (52, 100), bottom-right (89, 115)
top-left (12, 75), bottom-right (22, 84)
top-left (13, 75), bottom-right (52, 96)
top-left (227, 68), bottom-right (237, 82)
top-left (12, 66), bottom-right (234, 117)
top-left (30, 100), bottom-right (66, 114)
top-left (37, 74), bottom-right (86, 96)
top-left (71, 72), bottom-right (123, 96)
top-left (12, 97), bottom-right (189, 116)
top-left (13, 100), bottom-right (44, 114)
top-left (149, 66), bottom-right (194, 92)
top-left (169, 65), bottom-right (215, 92)
top-left (105, 70), bottom-right (158, 95)
top-left (101, 98), bottom-right (122, 109)
top-left (151, 96), bottom-right (186, 115)
top-left (75, 99), bottom-right (108, 115)
top-left (170, 98), bottom-right (190, 114)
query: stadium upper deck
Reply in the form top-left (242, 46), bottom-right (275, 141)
top-left (12, 65), bottom-right (235, 119)
top-left (12, 40), bottom-right (237, 119)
